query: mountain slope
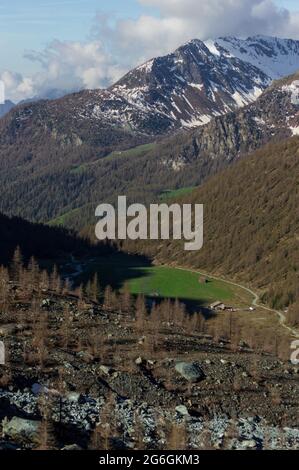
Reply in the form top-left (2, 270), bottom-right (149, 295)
top-left (126, 137), bottom-right (299, 310)
top-left (1, 73), bottom-right (299, 228)
top-left (150, 72), bottom-right (299, 172)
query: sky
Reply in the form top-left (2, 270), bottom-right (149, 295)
top-left (1, 0), bottom-right (299, 102)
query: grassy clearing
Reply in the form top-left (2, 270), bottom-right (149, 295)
top-left (69, 142), bottom-right (156, 175)
top-left (105, 142), bottom-right (156, 161)
top-left (48, 206), bottom-right (87, 226)
top-left (128, 265), bottom-right (235, 305)
top-left (71, 253), bottom-right (251, 309)
top-left (159, 186), bottom-right (196, 201)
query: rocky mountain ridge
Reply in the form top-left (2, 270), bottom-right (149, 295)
top-left (3, 35), bottom-right (299, 140)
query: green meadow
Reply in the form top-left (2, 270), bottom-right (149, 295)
top-left (70, 253), bottom-right (241, 309)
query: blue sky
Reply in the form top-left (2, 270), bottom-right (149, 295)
top-left (0, 0), bottom-right (157, 72)
top-left (0, 0), bottom-right (146, 71)
top-left (0, 0), bottom-right (296, 72)
top-left (1, 0), bottom-right (299, 101)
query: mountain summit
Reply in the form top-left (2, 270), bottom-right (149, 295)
top-left (107, 38), bottom-right (270, 132)
top-left (3, 35), bottom-right (299, 137)
top-left (52, 35), bottom-right (299, 135)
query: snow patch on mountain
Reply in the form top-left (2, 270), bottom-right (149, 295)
top-left (53, 36), bottom-right (299, 136)
top-left (290, 126), bottom-right (299, 135)
top-left (137, 59), bottom-right (154, 74)
top-left (209, 36), bottom-right (299, 80)
top-left (282, 80), bottom-right (299, 105)
top-left (204, 39), bottom-right (221, 57)
top-left (190, 83), bottom-right (204, 91)
top-left (254, 117), bottom-right (266, 127)
top-left (181, 114), bottom-right (212, 128)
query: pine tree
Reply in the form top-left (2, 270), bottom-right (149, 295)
top-left (103, 285), bottom-right (113, 310)
top-left (35, 419), bottom-right (56, 450)
top-left (10, 246), bottom-right (23, 283)
top-left (85, 280), bottom-right (92, 299)
top-left (59, 304), bottom-right (73, 350)
top-left (89, 392), bottom-right (116, 450)
top-left (28, 256), bottom-right (40, 293)
top-left (35, 395), bottom-right (56, 450)
top-left (121, 282), bottom-right (132, 313)
top-left (50, 265), bottom-right (61, 293)
top-left (167, 422), bottom-right (187, 450)
top-left (40, 269), bottom-right (50, 292)
top-left (0, 266), bottom-right (10, 309)
top-left (31, 303), bottom-right (49, 369)
top-left (91, 273), bottom-right (100, 303)
top-left (135, 294), bottom-right (147, 332)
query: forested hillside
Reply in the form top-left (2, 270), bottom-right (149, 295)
top-left (122, 137), bottom-right (299, 312)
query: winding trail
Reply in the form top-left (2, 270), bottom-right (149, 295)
top-left (174, 266), bottom-right (299, 339)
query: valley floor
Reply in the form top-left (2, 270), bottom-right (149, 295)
top-left (62, 253), bottom-right (298, 357)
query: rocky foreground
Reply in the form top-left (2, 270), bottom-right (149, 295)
top-left (0, 292), bottom-right (298, 450)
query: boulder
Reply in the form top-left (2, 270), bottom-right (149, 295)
top-left (41, 299), bottom-right (52, 308)
top-left (0, 325), bottom-right (16, 336)
top-left (240, 439), bottom-right (256, 449)
top-left (175, 405), bottom-right (189, 416)
top-left (99, 365), bottom-right (111, 375)
top-left (62, 444), bottom-right (82, 451)
top-left (2, 417), bottom-right (40, 443)
top-left (32, 383), bottom-right (49, 395)
top-left (175, 362), bottom-right (205, 383)
top-left (67, 392), bottom-right (80, 403)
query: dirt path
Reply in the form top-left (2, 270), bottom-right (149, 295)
top-left (175, 266), bottom-right (299, 339)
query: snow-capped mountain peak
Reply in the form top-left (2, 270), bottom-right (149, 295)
top-left (83, 37), bottom-right (271, 134)
top-left (10, 35), bottom-right (299, 137)
top-left (88, 35), bottom-right (299, 134)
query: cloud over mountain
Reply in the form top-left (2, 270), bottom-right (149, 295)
top-left (2, 0), bottom-right (299, 102)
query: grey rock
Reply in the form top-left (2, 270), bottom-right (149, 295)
top-left (175, 405), bottom-right (189, 416)
top-left (175, 362), bottom-right (205, 382)
top-left (32, 383), bottom-right (48, 395)
top-left (2, 417), bottom-right (40, 443)
top-left (99, 365), bottom-right (111, 375)
top-left (62, 444), bottom-right (82, 451)
top-left (67, 392), bottom-right (80, 403)
top-left (0, 325), bottom-right (16, 336)
top-left (240, 439), bottom-right (257, 449)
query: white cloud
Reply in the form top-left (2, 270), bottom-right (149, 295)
top-left (1, 39), bottom-right (125, 102)
top-left (24, 40), bottom-right (125, 90)
top-left (112, 0), bottom-right (295, 56)
top-left (2, 0), bottom-right (299, 102)
top-left (94, 0), bottom-right (299, 72)
top-left (0, 70), bottom-right (35, 103)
